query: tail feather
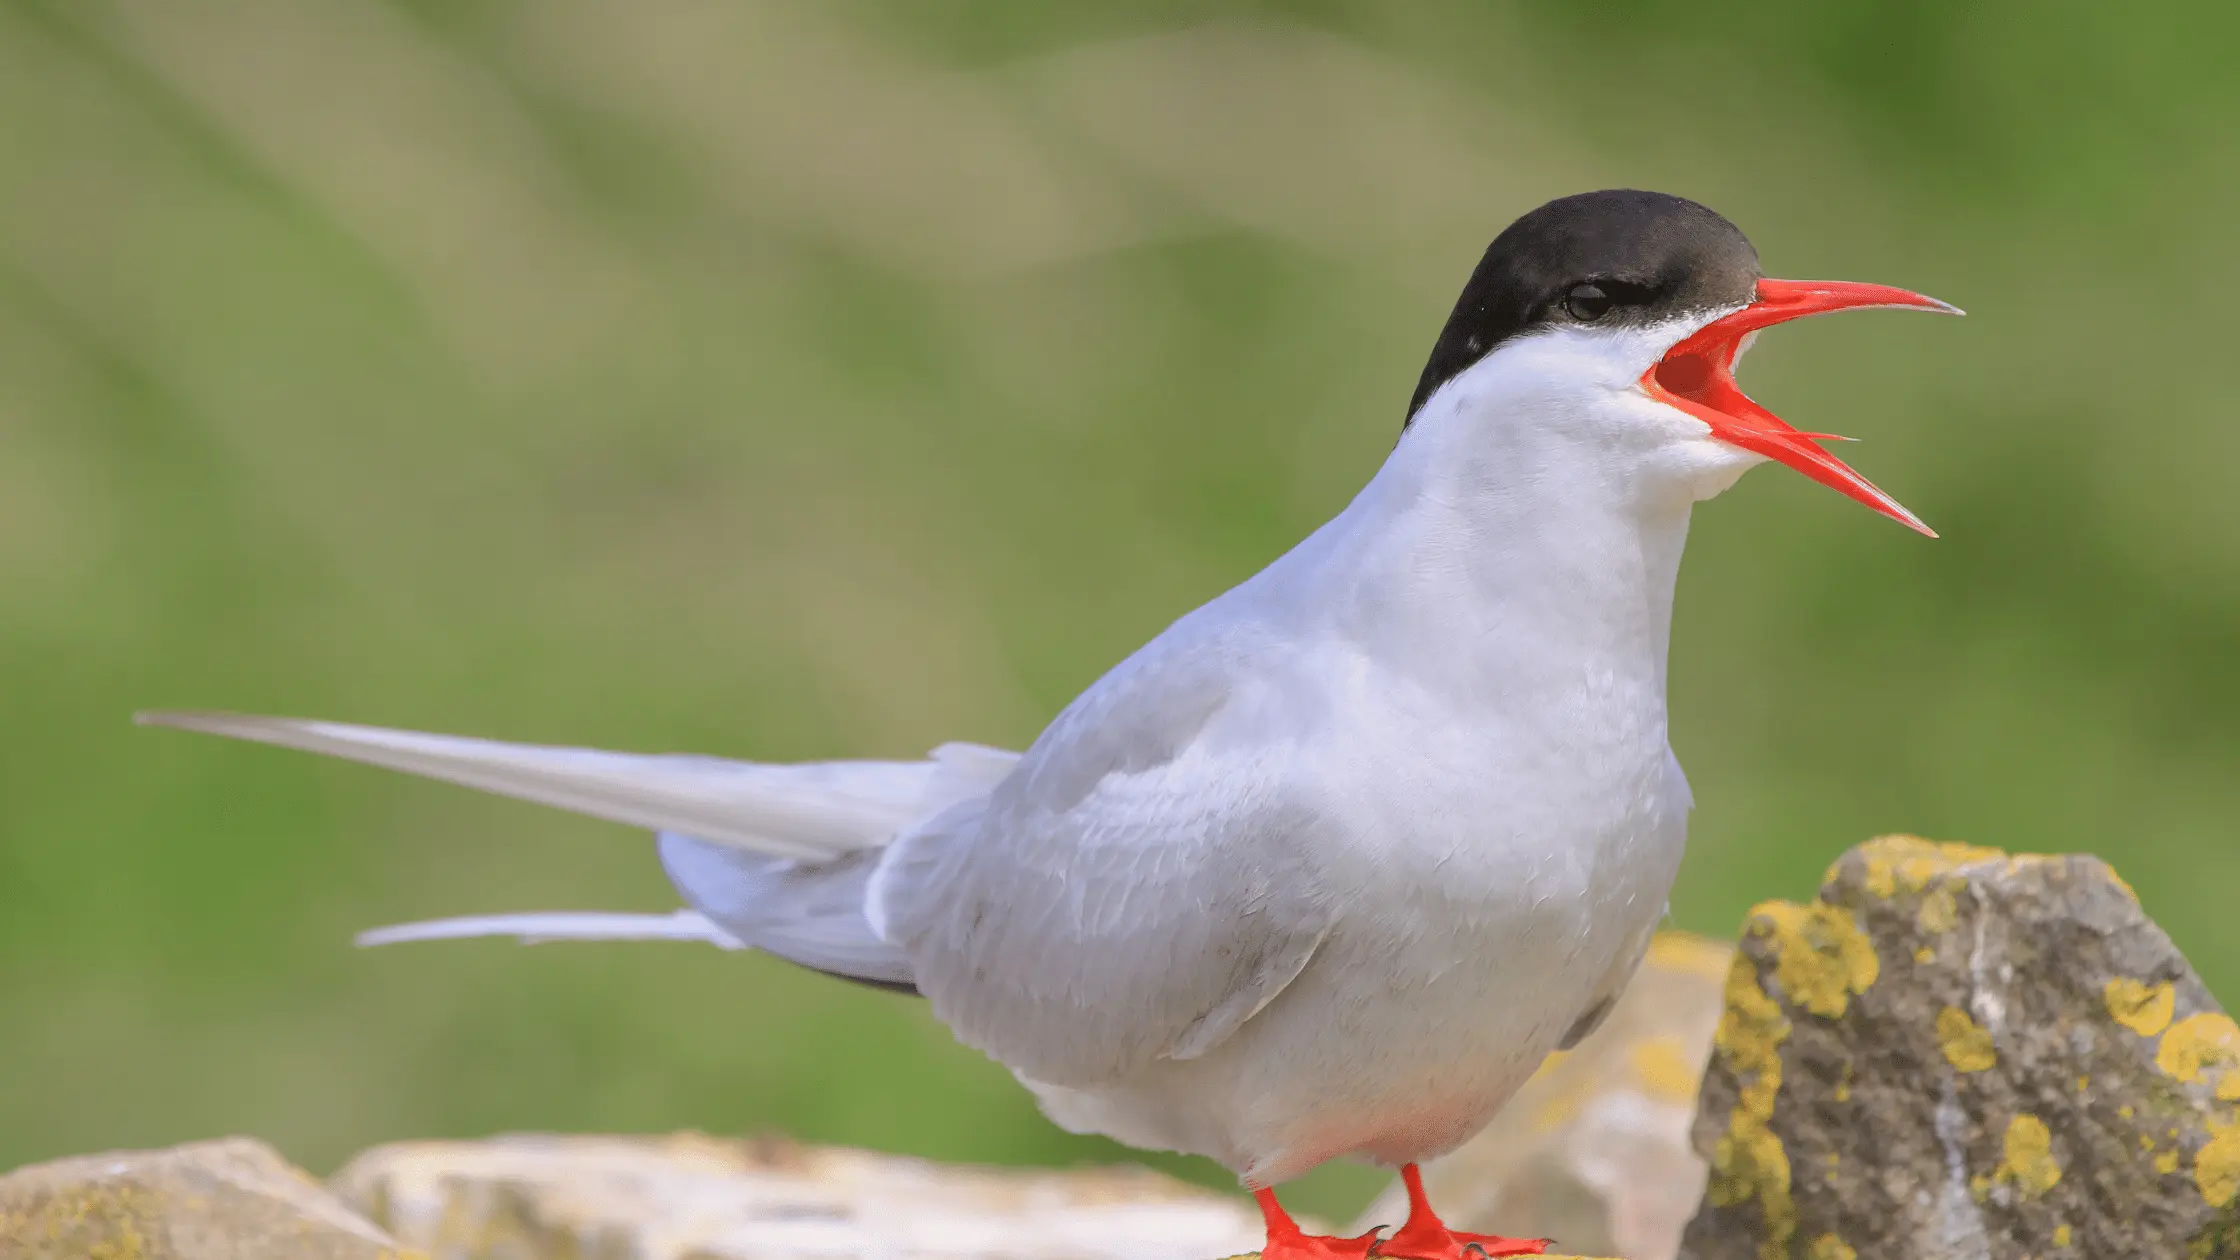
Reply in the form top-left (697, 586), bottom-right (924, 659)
top-left (656, 834), bottom-right (918, 991)
top-left (353, 905), bottom-right (916, 994)
top-left (135, 711), bottom-right (1019, 863)
top-left (356, 909), bottom-right (746, 948)
top-left (138, 710), bottom-right (1017, 998)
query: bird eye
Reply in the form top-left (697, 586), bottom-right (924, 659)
top-left (1565, 283), bottom-right (1614, 322)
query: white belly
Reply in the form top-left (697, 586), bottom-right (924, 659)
top-left (1024, 731), bottom-right (1692, 1184)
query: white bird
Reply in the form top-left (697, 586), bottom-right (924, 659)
top-left (139, 190), bottom-right (1956, 1260)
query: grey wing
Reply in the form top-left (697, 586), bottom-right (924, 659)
top-left (872, 624), bottom-right (1337, 1088)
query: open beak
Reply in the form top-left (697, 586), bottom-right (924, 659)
top-left (1641, 278), bottom-right (1961, 537)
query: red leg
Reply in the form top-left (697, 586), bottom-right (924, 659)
top-left (1370, 1164), bottom-right (1550, 1259)
top-left (1254, 1186), bottom-right (1382, 1260)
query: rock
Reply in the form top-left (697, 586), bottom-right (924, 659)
top-left (1680, 834), bottom-right (2240, 1260)
top-left (0, 1136), bottom-right (415, 1260)
top-left (1351, 932), bottom-right (1732, 1260)
top-left (333, 1131), bottom-right (1277, 1260)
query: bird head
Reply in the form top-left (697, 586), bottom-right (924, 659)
top-left (1406, 190), bottom-right (1959, 535)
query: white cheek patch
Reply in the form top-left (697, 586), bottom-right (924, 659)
top-left (1411, 306), bottom-right (1755, 444)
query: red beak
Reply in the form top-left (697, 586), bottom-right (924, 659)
top-left (1641, 278), bottom-right (1961, 537)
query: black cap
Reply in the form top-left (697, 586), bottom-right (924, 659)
top-left (1404, 190), bottom-right (1763, 425)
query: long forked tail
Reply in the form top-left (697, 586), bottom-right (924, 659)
top-left (134, 711), bottom-right (1015, 862)
top-left (135, 710), bottom-right (1018, 994)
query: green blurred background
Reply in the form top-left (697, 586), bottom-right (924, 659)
top-left (3, 0), bottom-right (2236, 1221)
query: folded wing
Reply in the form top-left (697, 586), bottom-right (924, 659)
top-left (872, 626), bottom-right (1336, 1086)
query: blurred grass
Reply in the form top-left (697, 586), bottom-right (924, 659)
top-left (2, 0), bottom-right (2236, 1224)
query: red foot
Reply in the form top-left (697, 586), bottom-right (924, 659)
top-left (1255, 1188), bottom-right (1382, 1260)
top-left (1373, 1223), bottom-right (1549, 1259)
top-left (1264, 1230), bottom-right (1384, 1260)
top-left (1368, 1165), bottom-right (1550, 1260)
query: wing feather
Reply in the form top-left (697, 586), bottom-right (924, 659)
top-left (874, 616), bottom-right (1335, 1087)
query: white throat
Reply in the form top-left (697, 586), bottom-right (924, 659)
top-left (1253, 317), bottom-right (1761, 712)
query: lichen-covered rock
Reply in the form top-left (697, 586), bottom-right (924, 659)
top-left (1352, 932), bottom-right (1732, 1260)
top-left (333, 1131), bottom-right (1272, 1260)
top-left (0, 1136), bottom-right (416, 1260)
top-left (1680, 835), bottom-right (2240, 1260)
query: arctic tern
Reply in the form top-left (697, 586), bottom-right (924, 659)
top-left (140, 189), bottom-right (1957, 1259)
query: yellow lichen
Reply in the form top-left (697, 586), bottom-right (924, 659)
top-left (1936, 1006), bottom-right (1997, 1072)
top-left (2199, 1117), bottom-right (2240, 1207)
top-left (1806, 1234), bottom-right (1858, 1260)
top-left (1631, 1034), bottom-right (1703, 1103)
top-left (2120, 1105), bottom-right (2137, 1120)
top-left (1707, 952), bottom-right (1795, 1257)
top-left (2054, 1223), bottom-right (2074, 1248)
top-left (1916, 884), bottom-right (1960, 936)
top-left (1995, 1114), bottom-right (2062, 1198)
top-left (2144, 1134), bottom-right (2159, 1151)
top-left (1969, 1173), bottom-right (1992, 1203)
top-left (2075, 1075), bottom-right (2090, 1093)
top-left (2159, 1150), bottom-right (2182, 1175)
top-left (2104, 978), bottom-right (2177, 1038)
top-left (1648, 930), bottom-right (1738, 980)
top-left (2107, 866), bottom-right (2139, 902)
top-left (1862, 862), bottom-right (1896, 898)
top-left (1846, 834), bottom-right (2005, 900)
top-left (1914, 946), bottom-right (1936, 964)
top-left (1750, 900), bottom-right (1880, 1019)
top-left (2158, 1014), bottom-right (2240, 1092)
